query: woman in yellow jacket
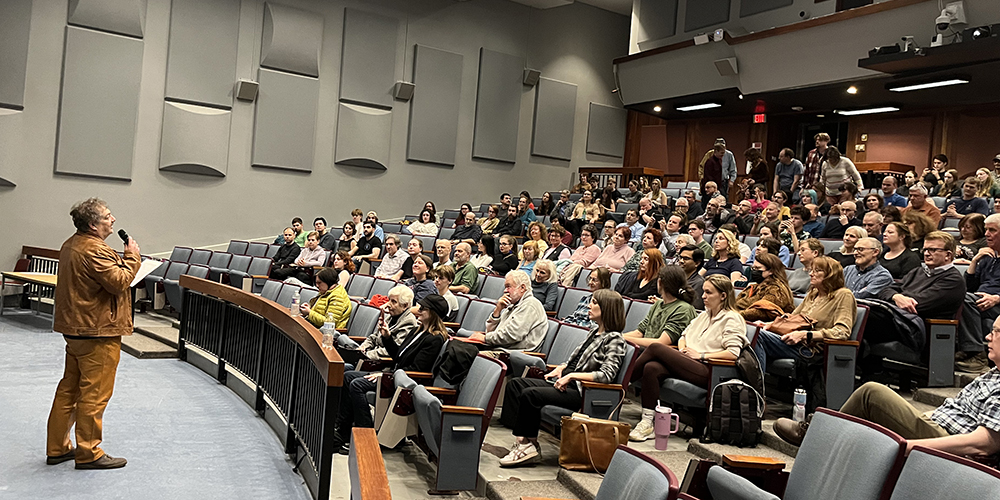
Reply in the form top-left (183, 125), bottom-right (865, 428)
top-left (299, 267), bottom-right (352, 329)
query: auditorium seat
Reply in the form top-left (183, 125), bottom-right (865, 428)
top-left (217, 254), bottom-right (251, 284)
top-left (275, 283), bottom-right (301, 308)
top-left (606, 212), bottom-right (625, 224)
top-left (163, 264), bottom-right (209, 313)
top-left (623, 299), bottom-right (653, 333)
top-left (145, 261), bottom-right (187, 306)
top-left (451, 294), bottom-right (470, 324)
top-left (188, 249), bottom-right (212, 266)
top-left (382, 222), bottom-right (403, 234)
top-left (533, 445), bottom-right (681, 500)
top-left (609, 271), bottom-right (623, 290)
top-left (817, 239), bottom-right (841, 255)
top-left (265, 244), bottom-right (280, 258)
top-left (556, 287), bottom-right (591, 320)
top-left (226, 240), bottom-right (249, 255)
top-left (205, 251), bottom-right (232, 281)
top-left (507, 320), bottom-right (584, 378)
top-left (576, 268), bottom-right (592, 288)
top-left (618, 203), bottom-right (639, 214)
top-left (169, 246), bottom-right (193, 263)
top-left (229, 256), bottom-right (270, 293)
top-left (259, 279), bottom-right (282, 301)
top-left (367, 277), bottom-right (397, 301)
top-left (667, 181), bottom-right (687, 190)
top-left (868, 305), bottom-right (962, 387)
top-left (341, 302), bottom-right (381, 340)
top-left (887, 446), bottom-right (1000, 500)
top-left (477, 275), bottom-right (505, 301)
top-left (247, 242), bottom-right (268, 257)
top-left (455, 299), bottom-right (496, 337)
top-left (438, 227), bottom-right (455, 240)
top-left (346, 274), bottom-right (375, 298)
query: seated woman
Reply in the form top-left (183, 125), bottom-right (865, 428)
top-left (615, 248), bottom-right (664, 301)
top-left (489, 235), bottom-right (520, 275)
top-left (352, 285), bottom-right (419, 360)
top-left (903, 210), bottom-right (936, 253)
top-left (863, 193), bottom-right (884, 215)
top-left (298, 267), bottom-right (352, 329)
top-left (752, 256), bottom-right (856, 410)
top-left (828, 226), bottom-right (867, 269)
top-left (531, 260), bottom-right (559, 312)
top-left (337, 221), bottom-right (356, 253)
top-left (559, 268), bottom-right (611, 328)
top-left (788, 239), bottom-right (824, 294)
top-left (566, 190), bottom-right (603, 237)
top-left (746, 236), bottom-right (790, 269)
top-left (747, 225), bottom-right (789, 266)
top-left (700, 229), bottom-right (745, 281)
top-left (479, 205), bottom-right (500, 235)
top-left (735, 253), bottom-right (794, 322)
top-left (331, 250), bottom-right (356, 290)
top-left (622, 266), bottom-right (697, 348)
top-left (591, 227), bottom-right (635, 272)
top-left (557, 224), bottom-right (602, 286)
top-left (622, 228), bottom-right (662, 273)
top-left (332, 292), bottom-right (447, 454)
top-left (628, 275), bottom-right (748, 442)
top-left (402, 254), bottom-right (437, 304)
top-left (878, 222), bottom-right (920, 280)
top-left (498, 289), bottom-right (627, 466)
top-left (518, 240), bottom-right (540, 275)
top-left (429, 265), bottom-right (459, 321)
top-left (955, 213), bottom-right (987, 264)
top-left (408, 209), bottom-right (439, 236)
top-left (471, 237), bottom-right (495, 269)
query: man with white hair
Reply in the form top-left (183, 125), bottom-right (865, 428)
top-left (957, 214), bottom-right (1000, 372)
top-left (901, 183), bottom-right (941, 225)
top-left (843, 237), bottom-right (893, 299)
top-left (862, 212), bottom-right (885, 241)
top-left (468, 270), bottom-right (547, 351)
top-left (820, 200), bottom-right (862, 239)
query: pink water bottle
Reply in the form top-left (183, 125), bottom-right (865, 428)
top-left (654, 403), bottom-right (680, 450)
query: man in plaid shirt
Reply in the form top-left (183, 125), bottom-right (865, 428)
top-left (774, 315), bottom-right (1000, 457)
top-left (802, 132), bottom-right (830, 192)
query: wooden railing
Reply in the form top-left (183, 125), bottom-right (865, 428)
top-left (179, 275), bottom-right (345, 500)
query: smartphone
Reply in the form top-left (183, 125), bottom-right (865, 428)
top-left (781, 214), bottom-right (789, 221)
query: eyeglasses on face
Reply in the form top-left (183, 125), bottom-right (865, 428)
top-left (922, 247), bottom-right (948, 254)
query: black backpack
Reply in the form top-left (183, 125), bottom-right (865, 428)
top-left (703, 345), bottom-right (766, 447)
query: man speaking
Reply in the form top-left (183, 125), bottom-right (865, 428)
top-left (46, 198), bottom-right (140, 469)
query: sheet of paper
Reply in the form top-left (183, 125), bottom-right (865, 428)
top-left (131, 259), bottom-right (164, 287)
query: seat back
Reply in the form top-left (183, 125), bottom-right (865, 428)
top-left (818, 239), bottom-right (841, 255)
top-left (247, 242), bottom-right (268, 257)
top-left (246, 256), bottom-right (272, 276)
top-left (609, 272), bottom-right (623, 291)
top-left (455, 355), bottom-right (507, 433)
top-left (207, 251), bottom-right (232, 269)
top-left (617, 203), bottom-right (638, 214)
top-left (452, 294), bottom-right (471, 324)
top-left (850, 304), bottom-right (869, 342)
top-left (382, 222), bottom-right (403, 234)
top-left (299, 286), bottom-right (320, 306)
top-left (260, 280), bottom-right (282, 301)
top-left (227, 240), bottom-right (249, 255)
top-left (228, 255), bottom-right (252, 274)
top-left (547, 323), bottom-right (589, 365)
top-left (541, 318), bottom-right (561, 354)
top-left (189, 249), bottom-right (212, 265)
top-left (368, 277), bottom-right (397, 300)
top-left (348, 303), bottom-right (382, 337)
top-left (557, 287), bottom-right (591, 319)
top-left (577, 268), bottom-right (592, 287)
top-left (624, 299), bottom-right (653, 332)
top-left (415, 235), bottom-right (436, 255)
top-left (266, 244), bottom-right (281, 258)
top-left (346, 274), bottom-right (375, 298)
top-left (169, 246), bottom-right (193, 263)
top-left (785, 408), bottom-right (906, 500)
top-left (888, 446), bottom-right (1000, 500)
top-left (478, 275), bottom-right (506, 301)
top-left (439, 227), bottom-right (455, 240)
top-left (743, 235), bottom-right (759, 248)
top-left (186, 264), bottom-right (210, 279)
top-left (457, 300), bottom-right (496, 337)
top-left (595, 446), bottom-right (679, 500)
top-left (275, 284), bottom-right (301, 307)
top-left (164, 261), bottom-right (189, 280)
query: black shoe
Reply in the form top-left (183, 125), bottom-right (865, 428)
top-left (75, 454), bottom-right (127, 470)
top-left (337, 443), bottom-right (351, 456)
top-left (46, 450), bottom-right (75, 465)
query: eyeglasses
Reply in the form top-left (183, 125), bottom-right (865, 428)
top-left (808, 269), bottom-right (825, 276)
top-left (923, 247), bottom-right (948, 254)
top-left (853, 247), bottom-right (877, 253)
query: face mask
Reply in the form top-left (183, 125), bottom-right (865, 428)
top-left (750, 269), bottom-right (765, 283)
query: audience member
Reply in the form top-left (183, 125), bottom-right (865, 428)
top-left (452, 212), bottom-right (484, 245)
top-left (499, 289), bottom-right (626, 466)
top-left (472, 238), bottom-right (495, 268)
top-left (623, 265), bottom-right (698, 350)
top-left (938, 169), bottom-right (961, 199)
top-left (408, 209), bottom-right (439, 236)
top-left (780, 206), bottom-right (812, 253)
top-left (677, 245), bottom-right (706, 309)
top-left (749, 184), bottom-right (770, 214)
top-left (789, 239), bottom-right (825, 294)
top-left (542, 227), bottom-right (572, 261)
top-left (430, 265), bottom-right (459, 321)
top-left (701, 229), bottom-right (744, 281)
top-left (433, 239), bottom-right (453, 269)
top-left (494, 204), bottom-right (523, 237)
top-left (976, 167), bottom-right (1000, 199)
top-left (720, 223), bottom-right (750, 264)
top-left (523, 222), bottom-right (549, 257)
top-left (423, 201), bottom-right (437, 218)
top-left (286, 231), bottom-right (327, 283)
top-left (864, 192), bottom-right (885, 213)
top-left (489, 235), bottom-right (519, 276)
top-left (331, 250), bottom-right (354, 288)
top-left (336, 220), bottom-right (356, 253)
top-left (700, 140), bottom-right (737, 198)
top-left (773, 148), bottom-right (803, 199)
top-left (480, 205), bottom-right (500, 234)
top-left (820, 146), bottom-right (863, 205)
top-left (682, 190), bottom-right (704, 219)
top-left (551, 190), bottom-right (575, 219)
top-left (744, 147), bottom-right (769, 197)
top-left (747, 236), bottom-right (790, 268)
top-left (365, 212), bottom-right (385, 241)
top-left (645, 178), bottom-right (670, 207)
top-left (269, 228), bottom-right (302, 279)
top-left (600, 220), bottom-right (617, 247)
top-left (517, 195), bottom-right (537, 226)
top-left (454, 203), bottom-right (474, 226)
top-left (628, 275), bottom-right (747, 442)
top-left (298, 267), bottom-right (351, 329)
top-left (820, 201), bottom-right (862, 239)
top-left (518, 240), bottom-right (540, 274)
top-left (956, 213), bottom-right (987, 263)
top-left (900, 183), bottom-right (941, 225)
top-left (658, 212), bottom-right (685, 257)
top-left (619, 209), bottom-right (645, 243)
top-left (828, 226), bottom-right (866, 268)
top-left (616, 249), bottom-right (664, 301)
top-left (880, 176), bottom-right (908, 207)
top-left (802, 132), bottom-right (829, 191)
top-left (697, 197), bottom-right (735, 234)
top-left (567, 190), bottom-right (603, 236)
top-left (751, 202), bottom-right (781, 236)
top-left (374, 235), bottom-right (406, 279)
top-left (530, 260), bottom-right (558, 312)
top-left (923, 154), bottom-right (947, 188)
top-left (879, 222), bottom-right (921, 279)
top-left (402, 254), bottom-right (437, 304)
top-left (945, 177), bottom-right (990, 217)
top-left (313, 218), bottom-right (337, 250)
top-left (843, 237), bottom-right (893, 299)
top-left (559, 268), bottom-right (611, 328)
top-left (571, 172), bottom-right (592, 194)
top-left (537, 193), bottom-right (555, 219)
top-left (736, 253), bottom-right (794, 322)
top-left (771, 190), bottom-right (791, 219)
top-left (734, 199), bottom-right (756, 235)
top-left (592, 227), bottom-right (635, 272)
top-left (622, 228), bottom-right (662, 274)
top-left (291, 217), bottom-right (308, 247)
top-left (351, 285), bottom-right (418, 360)
top-left (557, 225), bottom-right (602, 286)
top-left (467, 270), bottom-right (547, 351)
top-left (498, 192), bottom-right (513, 213)
top-left (802, 204), bottom-right (825, 237)
top-left (449, 243), bottom-right (478, 294)
top-left (598, 185), bottom-right (619, 213)
top-left (862, 212), bottom-right (884, 241)
top-left (881, 205), bottom-right (902, 225)
top-left (622, 179), bottom-right (643, 203)
top-left (957, 214), bottom-right (1000, 372)
top-left (350, 209), bottom-right (364, 240)
top-left (904, 210), bottom-right (937, 252)
top-left (391, 238), bottom-right (424, 281)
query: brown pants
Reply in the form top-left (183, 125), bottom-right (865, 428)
top-left (630, 343), bottom-right (710, 409)
top-left (840, 382), bottom-right (949, 440)
top-left (46, 336), bottom-right (122, 463)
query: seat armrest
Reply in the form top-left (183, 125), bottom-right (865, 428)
top-left (823, 339), bottom-right (859, 347)
top-left (425, 387), bottom-right (457, 397)
top-left (443, 322), bottom-right (460, 329)
top-left (348, 336), bottom-right (367, 343)
top-left (441, 405), bottom-right (485, 415)
top-left (927, 318), bottom-right (959, 326)
top-left (723, 454), bottom-right (786, 470)
top-left (546, 364), bottom-right (560, 371)
top-left (404, 371), bottom-right (434, 380)
top-left (368, 258), bottom-right (382, 263)
top-left (707, 359), bottom-right (736, 366)
top-left (520, 497), bottom-right (573, 500)
top-left (546, 311), bottom-right (557, 317)
top-left (580, 381), bottom-right (623, 391)
top-left (336, 328), bottom-right (348, 334)
top-left (520, 351), bottom-right (546, 358)
top-left (252, 275), bottom-right (269, 280)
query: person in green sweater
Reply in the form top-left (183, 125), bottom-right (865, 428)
top-left (623, 266), bottom-right (698, 348)
top-left (292, 217), bottom-right (308, 247)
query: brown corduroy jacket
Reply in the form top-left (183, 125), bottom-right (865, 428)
top-left (53, 232), bottom-right (140, 337)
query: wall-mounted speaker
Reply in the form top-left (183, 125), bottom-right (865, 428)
top-left (235, 79), bottom-right (259, 102)
top-left (523, 68), bottom-right (540, 87)
top-left (393, 81), bottom-right (415, 101)
top-left (714, 57), bottom-right (738, 76)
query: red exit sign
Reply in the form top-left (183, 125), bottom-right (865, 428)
top-left (753, 113), bottom-right (767, 123)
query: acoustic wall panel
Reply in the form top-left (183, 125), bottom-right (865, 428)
top-left (55, 27), bottom-right (143, 181)
top-left (636, 0), bottom-right (677, 44)
top-left (586, 103), bottom-right (626, 158)
top-left (530, 78), bottom-right (577, 161)
top-left (260, 2), bottom-right (323, 78)
top-left (740, 0), bottom-right (794, 17)
top-left (684, 0), bottom-right (730, 32)
top-left (472, 48), bottom-right (524, 163)
top-left (159, 102), bottom-right (230, 177)
top-left (251, 68), bottom-right (319, 172)
top-left (335, 103), bottom-right (391, 170)
top-left (407, 45), bottom-right (463, 166)
top-left (0, 0), bottom-right (32, 109)
top-left (0, 108), bottom-right (20, 186)
top-left (339, 9), bottom-right (398, 109)
top-left (67, 0), bottom-right (145, 38)
top-left (164, 0), bottom-right (241, 108)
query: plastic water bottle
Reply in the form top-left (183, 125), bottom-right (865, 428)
top-left (289, 290), bottom-right (300, 314)
top-left (321, 312), bottom-right (336, 349)
top-left (793, 388), bottom-right (807, 422)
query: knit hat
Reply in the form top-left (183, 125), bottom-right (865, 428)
top-left (418, 294), bottom-right (450, 319)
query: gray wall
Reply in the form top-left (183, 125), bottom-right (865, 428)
top-left (0, 0), bottom-right (629, 268)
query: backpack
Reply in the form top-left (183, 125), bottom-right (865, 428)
top-left (703, 345), bottom-right (766, 447)
top-left (431, 340), bottom-right (478, 385)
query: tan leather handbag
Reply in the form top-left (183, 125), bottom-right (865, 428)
top-left (558, 413), bottom-right (630, 473)
top-left (768, 313), bottom-right (816, 335)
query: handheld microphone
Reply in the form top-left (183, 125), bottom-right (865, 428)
top-left (118, 229), bottom-right (129, 244)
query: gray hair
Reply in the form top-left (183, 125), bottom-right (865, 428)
top-left (675, 234), bottom-right (695, 247)
top-left (909, 183), bottom-right (928, 196)
top-left (384, 234), bottom-right (401, 246)
top-left (985, 214), bottom-right (1000, 227)
top-left (505, 270), bottom-right (531, 290)
top-left (532, 260), bottom-right (557, 284)
top-left (388, 285), bottom-right (414, 307)
top-left (69, 198), bottom-right (108, 232)
top-left (863, 212), bottom-right (884, 224)
top-left (857, 237), bottom-right (882, 255)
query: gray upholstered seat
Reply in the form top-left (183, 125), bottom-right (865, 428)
top-left (168, 246), bottom-right (193, 263)
top-left (478, 275), bottom-right (506, 301)
top-left (147, 261), bottom-right (188, 308)
top-left (595, 446), bottom-right (679, 500)
top-left (226, 240), bottom-right (248, 255)
top-left (456, 299), bottom-right (496, 337)
top-left (345, 303), bottom-right (380, 338)
top-left (259, 279), bottom-right (282, 301)
top-left (219, 254), bottom-right (251, 285)
top-left (506, 320), bottom-right (586, 378)
top-left (541, 340), bottom-right (637, 428)
top-left (246, 242), bottom-right (268, 257)
top-left (298, 286), bottom-right (319, 306)
top-left (438, 227), bottom-right (455, 240)
top-left (275, 283), bottom-right (300, 308)
top-left (556, 287), bottom-right (591, 320)
top-left (888, 446), bottom-right (1000, 499)
top-left (367, 278), bottom-right (396, 300)
top-left (707, 408), bottom-right (906, 500)
top-left (623, 299), bottom-right (653, 332)
top-left (163, 264), bottom-right (209, 313)
top-left (345, 274), bottom-right (374, 298)
top-left (206, 251), bottom-right (233, 281)
top-left (229, 256), bottom-right (271, 293)
top-left (188, 249), bottom-right (212, 266)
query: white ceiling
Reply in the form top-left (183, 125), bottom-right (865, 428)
top-left (506, 0), bottom-right (632, 16)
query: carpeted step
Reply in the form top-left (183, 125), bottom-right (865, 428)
top-left (687, 437), bottom-right (795, 471)
top-left (486, 479), bottom-right (578, 500)
top-left (556, 468), bottom-right (603, 500)
top-left (134, 324), bottom-right (179, 349)
top-left (913, 387), bottom-right (961, 408)
top-left (122, 331), bottom-right (178, 359)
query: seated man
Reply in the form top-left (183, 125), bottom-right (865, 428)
top-left (881, 175), bottom-right (908, 208)
top-left (733, 199), bottom-right (756, 235)
top-left (449, 243), bottom-right (479, 294)
top-left (702, 181), bottom-right (726, 205)
top-left (617, 209), bottom-right (645, 244)
top-left (451, 212), bottom-right (483, 246)
top-left (494, 204), bottom-right (523, 237)
top-left (636, 198), bottom-right (662, 228)
top-left (677, 245), bottom-right (705, 310)
top-left (779, 206), bottom-right (812, 253)
top-left (696, 196), bottom-right (735, 234)
top-left (682, 190), bottom-right (704, 220)
top-left (843, 237), bottom-right (894, 299)
top-left (957, 214), bottom-right (1000, 372)
top-left (433, 239), bottom-right (453, 269)
top-left (751, 202), bottom-right (781, 236)
top-left (373, 235), bottom-right (406, 279)
top-left (658, 212), bottom-right (685, 257)
top-left (946, 177), bottom-right (990, 217)
top-left (820, 201), bottom-right (862, 239)
top-left (348, 220), bottom-right (382, 270)
top-left (802, 204), bottom-right (825, 237)
top-left (314, 217), bottom-right (337, 250)
top-left (268, 227), bottom-right (302, 279)
top-left (862, 212), bottom-right (884, 241)
top-left (775, 315), bottom-right (1000, 457)
top-left (901, 183), bottom-right (942, 225)
top-left (467, 270), bottom-right (547, 351)
top-left (391, 238), bottom-right (424, 282)
top-left (292, 217), bottom-right (308, 246)
top-left (861, 231), bottom-right (965, 363)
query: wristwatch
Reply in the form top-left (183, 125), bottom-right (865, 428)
top-left (700, 352), bottom-right (706, 361)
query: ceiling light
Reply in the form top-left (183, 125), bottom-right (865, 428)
top-left (676, 103), bottom-right (722, 112)
top-left (817, 114), bottom-right (825, 118)
top-left (652, 105), bottom-right (662, 113)
top-left (888, 78), bottom-right (969, 92)
top-left (835, 106), bottom-right (900, 116)
top-left (791, 106), bottom-right (803, 111)
top-left (738, 94), bottom-right (744, 100)
top-left (846, 86), bottom-right (858, 94)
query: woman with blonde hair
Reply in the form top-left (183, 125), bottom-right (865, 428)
top-left (616, 248), bottom-right (664, 300)
top-left (700, 229), bottom-right (744, 281)
top-left (645, 178), bottom-right (670, 207)
top-left (518, 240), bottom-right (540, 275)
top-left (828, 225), bottom-right (867, 268)
top-left (530, 260), bottom-right (558, 312)
top-left (975, 167), bottom-right (1000, 198)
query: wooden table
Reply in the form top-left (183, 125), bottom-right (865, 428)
top-left (1, 271), bottom-right (57, 317)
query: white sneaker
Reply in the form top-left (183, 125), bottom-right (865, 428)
top-left (629, 419), bottom-right (654, 442)
top-left (499, 441), bottom-right (540, 467)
